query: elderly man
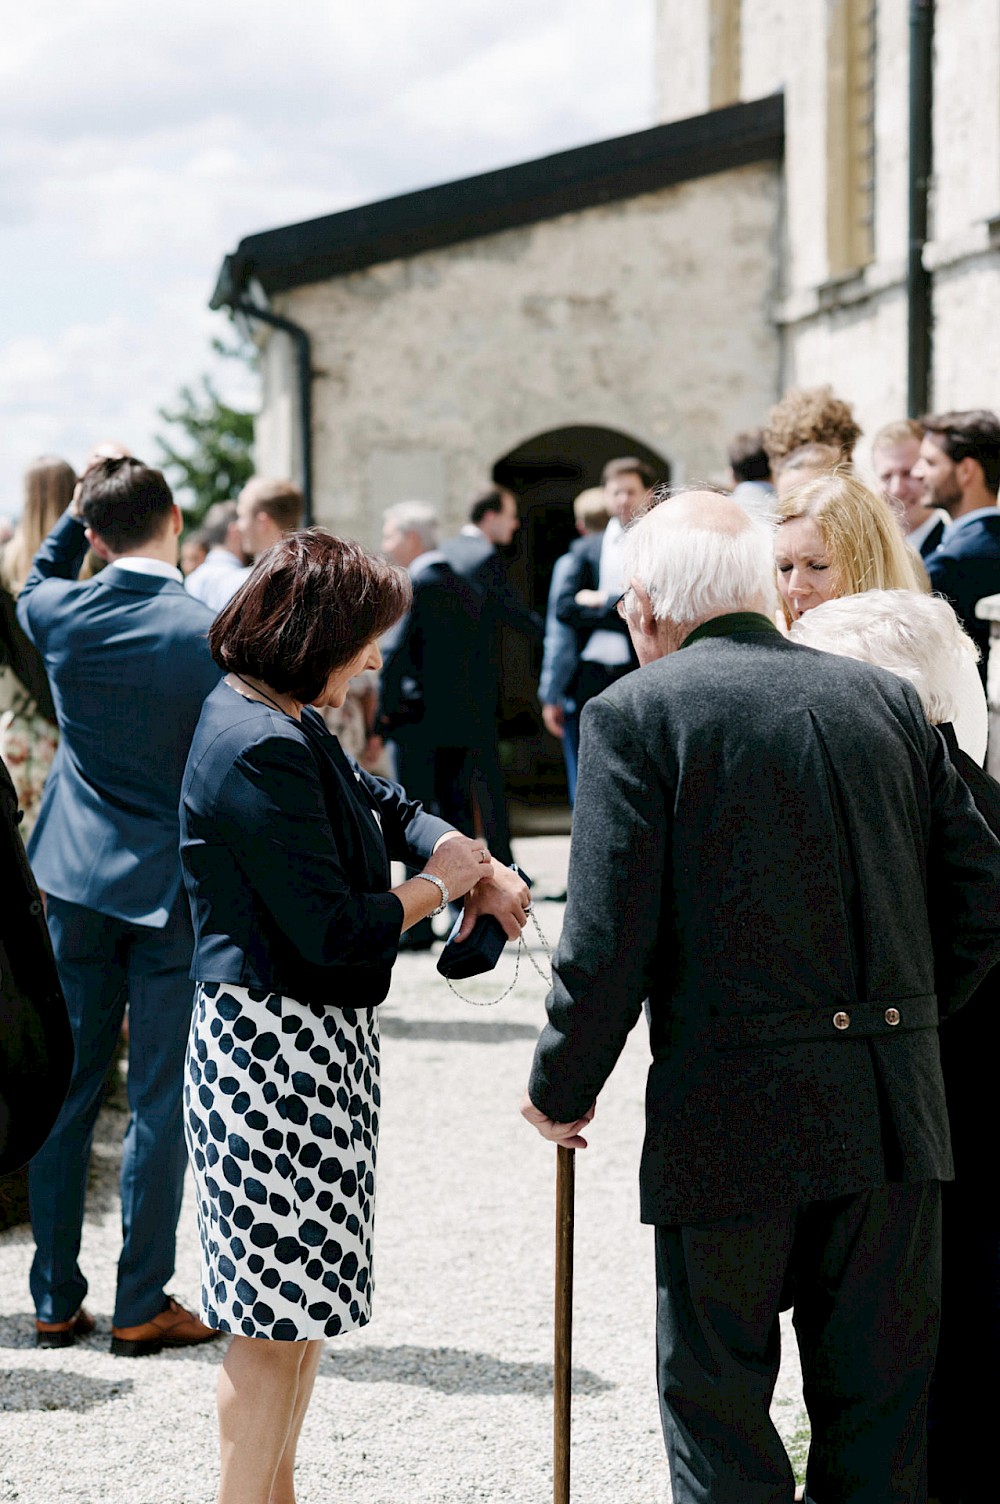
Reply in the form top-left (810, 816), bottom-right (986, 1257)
top-left (522, 492), bottom-right (1000, 1504)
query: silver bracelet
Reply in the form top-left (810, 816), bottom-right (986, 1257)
top-left (413, 872), bottom-right (449, 916)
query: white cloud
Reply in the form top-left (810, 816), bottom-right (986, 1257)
top-left (0, 0), bottom-right (655, 509)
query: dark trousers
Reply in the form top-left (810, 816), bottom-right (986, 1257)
top-left (561, 707), bottom-right (581, 806)
top-left (394, 739), bottom-right (477, 837)
top-left (394, 735), bottom-right (513, 866)
top-left (655, 1182), bottom-right (942, 1504)
top-left (927, 1178), bottom-right (1000, 1500)
top-left (29, 893), bottom-right (195, 1328)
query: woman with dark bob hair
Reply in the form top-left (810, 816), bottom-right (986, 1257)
top-left (179, 529), bottom-right (529, 1504)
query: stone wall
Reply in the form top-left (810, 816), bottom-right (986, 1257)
top-left (255, 162), bottom-right (782, 544)
top-left (654, 0), bottom-right (1000, 481)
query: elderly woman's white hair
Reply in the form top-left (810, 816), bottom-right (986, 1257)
top-left (622, 489), bottom-right (778, 626)
top-left (789, 588), bottom-right (978, 724)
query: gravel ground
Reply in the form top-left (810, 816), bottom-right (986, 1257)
top-left (0, 835), bottom-right (806, 1503)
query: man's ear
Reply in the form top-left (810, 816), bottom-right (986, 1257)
top-left (170, 504), bottom-right (184, 536)
top-left (631, 579), bottom-right (658, 637)
top-left (84, 527), bottom-right (113, 562)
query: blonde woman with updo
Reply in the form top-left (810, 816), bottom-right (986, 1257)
top-left (0, 457), bottom-right (76, 836)
top-left (774, 469), bottom-right (988, 762)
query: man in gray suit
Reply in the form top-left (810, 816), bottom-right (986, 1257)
top-left (523, 492), bottom-right (1000, 1504)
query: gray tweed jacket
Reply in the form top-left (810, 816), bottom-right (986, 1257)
top-left (528, 613), bottom-right (1000, 1225)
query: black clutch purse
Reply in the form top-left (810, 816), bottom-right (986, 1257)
top-left (436, 864), bottom-right (532, 980)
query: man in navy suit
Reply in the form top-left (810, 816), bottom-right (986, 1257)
top-left (553, 457), bottom-right (652, 718)
top-left (439, 487), bottom-right (542, 866)
top-left (19, 458), bottom-right (222, 1356)
top-left (915, 409), bottom-right (1000, 679)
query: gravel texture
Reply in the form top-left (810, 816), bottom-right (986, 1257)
top-left (0, 835), bottom-right (806, 1502)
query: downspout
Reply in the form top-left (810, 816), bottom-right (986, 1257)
top-left (232, 299), bottom-right (314, 526)
top-left (907, 0), bottom-right (934, 417)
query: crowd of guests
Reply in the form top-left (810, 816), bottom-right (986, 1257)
top-left (1, 385), bottom-right (1000, 1504)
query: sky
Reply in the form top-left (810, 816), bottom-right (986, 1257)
top-left (0, 0), bottom-right (656, 515)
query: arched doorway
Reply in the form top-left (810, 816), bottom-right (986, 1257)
top-left (490, 425), bottom-right (671, 813)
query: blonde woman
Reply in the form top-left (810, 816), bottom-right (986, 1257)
top-left (0, 457), bottom-right (76, 836)
top-left (775, 470), bottom-right (987, 761)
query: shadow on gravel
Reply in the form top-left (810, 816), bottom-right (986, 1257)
top-left (0, 1314), bottom-right (228, 1368)
top-left (323, 1344), bottom-right (613, 1396)
top-left (379, 1019), bottom-right (539, 1043)
top-left (0, 1367), bottom-right (134, 1412)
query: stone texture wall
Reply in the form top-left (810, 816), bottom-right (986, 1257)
top-left (255, 162), bottom-right (782, 544)
top-left (653, 0), bottom-right (1000, 472)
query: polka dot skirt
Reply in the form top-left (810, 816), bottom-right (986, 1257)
top-left (184, 982), bottom-right (379, 1341)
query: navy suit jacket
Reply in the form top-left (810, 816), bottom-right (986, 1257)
top-left (18, 513), bottom-right (220, 926)
top-left (925, 511), bottom-right (1000, 676)
top-left (378, 550), bottom-right (488, 748)
top-left (552, 530), bottom-right (637, 680)
top-left (439, 531), bottom-right (542, 715)
top-left (180, 685), bottom-right (452, 1008)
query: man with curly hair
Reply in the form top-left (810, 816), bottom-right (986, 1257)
top-left (763, 386), bottom-right (862, 476)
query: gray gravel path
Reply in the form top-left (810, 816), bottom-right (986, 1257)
top-left (0, 835), bottom-right (806, 1502)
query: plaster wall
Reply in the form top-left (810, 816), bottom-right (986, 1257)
top-left (654, 2), bottom-right (713, 121)
top-left (259, 162), bottom-right (781, 545)
top-left (657, 0), bottom-right (1000, 433)
top-left (932, 258), bottom-right (1000, 415)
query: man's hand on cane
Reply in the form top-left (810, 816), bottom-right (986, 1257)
top-left (521, 1093), bottom-right (596, 1150)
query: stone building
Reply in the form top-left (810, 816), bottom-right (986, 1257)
top-left (210, 0), bottom-right (1000, 794)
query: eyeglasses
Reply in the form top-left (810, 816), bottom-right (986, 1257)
top-left (614, 588), bottom-right (635, 621)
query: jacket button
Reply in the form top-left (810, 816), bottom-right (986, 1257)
top-left (885, 1008), bottom-right (900, 1026)
top-left (833, 1011), bottom-right (851, 1030)
top-left (28, 900), bottom-right (42, 916)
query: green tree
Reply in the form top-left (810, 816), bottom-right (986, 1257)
top-left (155, 373), bottom-right (255, 523)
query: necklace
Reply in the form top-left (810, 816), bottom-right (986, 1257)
top-left (231, 673), bottom-right (299, 718)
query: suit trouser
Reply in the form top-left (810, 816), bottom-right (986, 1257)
top-left (655, 1181), bottom-right (941, 1504)
top-left (927, 1177), bottom-right (1000, 1499)
top-left (395, 735), bottom-right (514, 866)
top-left (393, 739), bottom-right (477, 838)
top-left (392, 740), bottom-right (481, 944)
top-left (29, 893), bottom-right (194, 1328)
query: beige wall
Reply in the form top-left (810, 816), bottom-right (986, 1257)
top-left (653, 0), bottom-right (1000, 454)
top-left (255, 162), bottom-right (782, 544)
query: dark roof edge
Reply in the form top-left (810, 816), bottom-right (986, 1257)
top-left (211, 93), bottom-right (783, 307)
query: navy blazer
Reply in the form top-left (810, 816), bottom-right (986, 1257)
top-left (925, 511), bottom-right (1000, 676)
top-left (180, 683), bottom-right (452, 1008)
top-left (378, 551), bottom-right (488, 747)
top-left (438, 532), bottom-right (543, 714)
top-left (552, 531), bottom-right (637, 678)
top-left (17, 513), bottom-right (220, 925)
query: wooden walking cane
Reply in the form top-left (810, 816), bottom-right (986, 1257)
top-left (554, 1144), bottom-right (575, 1504)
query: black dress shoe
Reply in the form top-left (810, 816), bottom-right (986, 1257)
top-left (35, 1307), bottom-right (96, 1349)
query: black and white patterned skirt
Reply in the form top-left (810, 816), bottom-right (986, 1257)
top-left (184, 981), bottom-right (379, 1341)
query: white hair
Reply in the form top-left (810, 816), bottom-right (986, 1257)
top-left (382, 500), bottom-right (439, 551)
top-left (622, 494), bottom-right (778, 625)
top-left (788, 588), bottom-right (978, 724)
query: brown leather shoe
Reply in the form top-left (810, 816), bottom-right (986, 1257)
top-left (110, 1296), bottom-right (221, 1358)
top-left (35, 1307), bottom-right (96, 1349)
